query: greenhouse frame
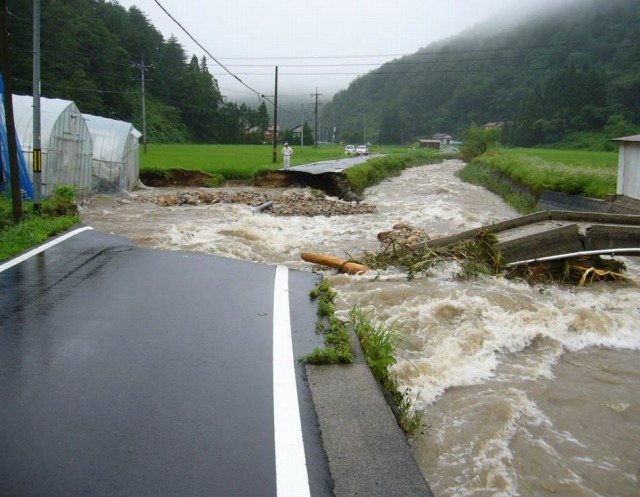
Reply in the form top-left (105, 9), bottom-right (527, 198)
top-left (12, 94), bottom-right (93, 199)
top-left (83, 113), bottom-right (142, 194)
top-left (6, 95), bottom-right (142, 199)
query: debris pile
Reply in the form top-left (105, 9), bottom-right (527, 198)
top-left (376, 223), bottom-right (431, 247)
top-left (141, 189), bottom-right (376, 217)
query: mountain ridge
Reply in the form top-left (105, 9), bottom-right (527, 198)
top-left (322, 0), bottom-right (640, 147)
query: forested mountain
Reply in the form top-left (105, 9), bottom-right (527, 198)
top-left (323, 0), bottom-right (640, 148)
top-left (4, 0), bottom-right (270, 144)
top-left (4, 0), bottom-right (639, 147)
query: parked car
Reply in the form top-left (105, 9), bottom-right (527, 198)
top-left (355, 145), bottom-right (369, 156)
top-left (344, 144), bottom-right (356, 155)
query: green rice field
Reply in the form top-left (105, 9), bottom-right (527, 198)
top-left (500, 148), bottom-right (618, 167)
top-left (140, 144), bottom-right (343, 178)
top-left (139, 144), bottom-right (411, 179)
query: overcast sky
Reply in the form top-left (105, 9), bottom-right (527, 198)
top-left (116, 0), bottom-right (571, 103)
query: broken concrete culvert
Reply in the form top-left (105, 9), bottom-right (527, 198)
top-left (253, 170), bottom-right (353, 198)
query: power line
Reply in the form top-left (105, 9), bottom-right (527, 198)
top-left (150, 1), bottom-right (301, 116)
top-left (206, 41), bottom-right (603, 60)
top-left (151, 0), bottom-right (265, 101)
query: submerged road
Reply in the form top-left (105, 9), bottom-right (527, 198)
top-left (0, 227), bottom-right (433, 497)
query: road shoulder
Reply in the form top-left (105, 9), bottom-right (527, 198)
top-left (306, 331), bottom-right (434, 497)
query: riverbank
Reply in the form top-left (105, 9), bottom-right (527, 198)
top-left (458, 148), bottom-right (619, 215)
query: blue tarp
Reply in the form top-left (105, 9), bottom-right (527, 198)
top-left (0, 73), bottom-right (34, 199)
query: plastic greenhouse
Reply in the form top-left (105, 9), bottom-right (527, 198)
top-left (12, 94), bottom-right (93, 198)
top-left (83, 114), bottom-right (141, 194)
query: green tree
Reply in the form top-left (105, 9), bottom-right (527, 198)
top-left (461, 124), bottom-right (502, 162)
top-left (283, 129), bottom-right (294, 144)
top-left (255, 101), bottom-right (270, 136)
top-left (177, 55), bottom-right (221, 142)
top-left (510, 86), bottom-right (545, 147)
top-left (216, 102), bottom-right (243, 143)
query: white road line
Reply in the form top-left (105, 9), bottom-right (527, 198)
top-left (0, 226), bottom-right (94, 273)
top-left (272, 265), bottom-right (311, 497)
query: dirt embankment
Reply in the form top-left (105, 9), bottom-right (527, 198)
top-left (139, 169), bottom-right (354, 197)
top-left (139, 169), bottom-right (216, 187)
top-left (139, 169), bottom-right (303, 188)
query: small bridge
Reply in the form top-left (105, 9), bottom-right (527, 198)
top-left (417, 211), bottom-right (640, 266)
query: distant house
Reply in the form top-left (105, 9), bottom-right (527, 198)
top-left (291, 124), bottom-right (303, 138)
top-left (264, 123), bottom-right (281, 142)
top-left (432, 133), bottom-right (452, 144)
top-left (612, 134), bottom-right (640, 200)
top-left (483, 121), bottom-right (505, 129)
top-left (419, 139), bottom-right (441, 150)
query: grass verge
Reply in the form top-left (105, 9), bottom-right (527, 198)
top-left (301, 278), bottom-right (354, 365)
top-left (349, 304), bottom-right (425, 437)
top-left (1, 186), bottom-right (80, 262)
top-left (301, 278), bottom-right (425, 437)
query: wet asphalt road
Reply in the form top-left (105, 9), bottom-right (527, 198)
top-left (0, 228), bottom-right (332, 497)
top-left (286, 153), bottom-right (381, 174)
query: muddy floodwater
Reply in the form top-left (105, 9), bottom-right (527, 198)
top-left (81, 160), bottom-right (640, 497)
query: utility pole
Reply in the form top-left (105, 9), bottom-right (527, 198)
top-left (32, 0), bottom-right (42, 212)
top-left (300, 103), bottom-right (304, 152)
top-left (272, 66), bottom-right (278, 163)
top-left (332, 106), bottom-right (336, 146)
top-left (363, 101), bottom-right (367, 145)
top-left (311, 88), bottom-right (322, 147)
top-left (1, 0), bottom-right (22, 222)
top-left (136, 55), bottom-right (151, 154)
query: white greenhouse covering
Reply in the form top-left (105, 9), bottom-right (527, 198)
top-left (83, 114), bottom-right (141, 194)
top-left (12, 94), bottom-right (93, 198)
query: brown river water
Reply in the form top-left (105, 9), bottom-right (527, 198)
top-left (80, 160), bottom-right (640, 497)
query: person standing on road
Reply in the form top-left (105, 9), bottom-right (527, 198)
top-left (281, 142), bottom-right (293, 169)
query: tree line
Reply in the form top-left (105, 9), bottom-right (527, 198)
top-left (4, 0), bottom-right (274, 144)
top-left (323, 0), bottom-right (640, 149)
